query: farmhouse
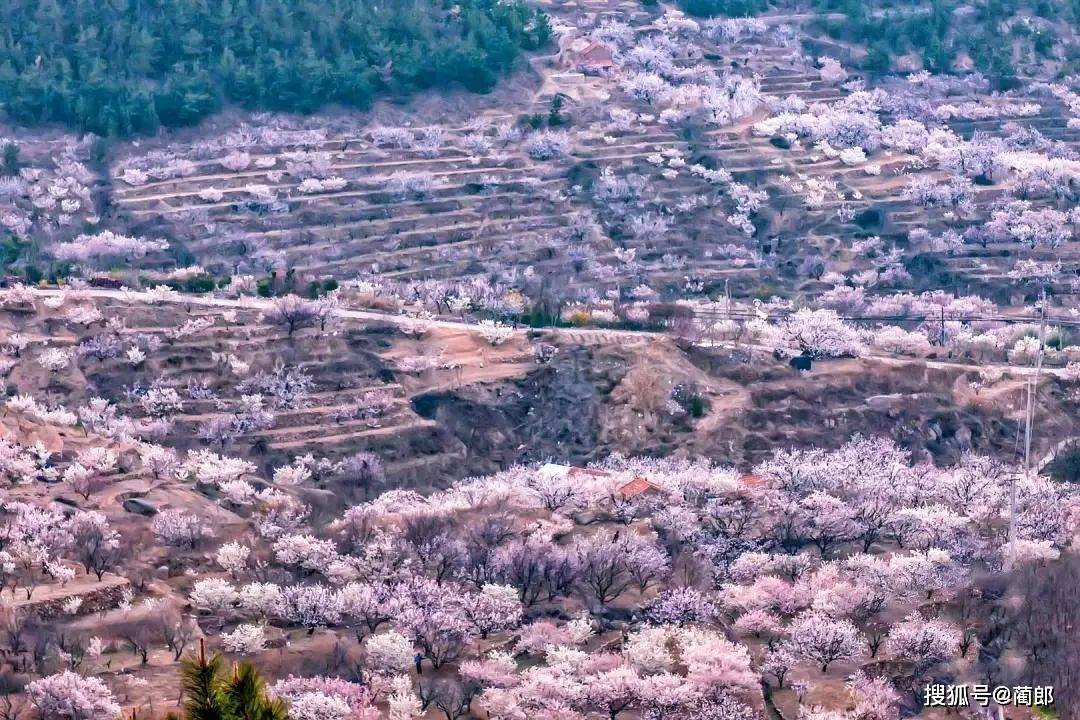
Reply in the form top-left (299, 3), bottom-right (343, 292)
top-left (559, 37), bottom-right (615, 74)
top-left (615, 476), bottom-right (668, 499)
top-left (539, 462), bottom-right (615, 480)
top-left (540, 463), bottom-right (668, 499)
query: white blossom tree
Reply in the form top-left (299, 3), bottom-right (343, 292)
top-left (26, 672), bottom-right (121, 720)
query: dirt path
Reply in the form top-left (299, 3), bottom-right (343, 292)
top-left (33, 288), bottom-right (1067, 380)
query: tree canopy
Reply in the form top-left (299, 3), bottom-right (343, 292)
top-left (676, 0), bottom-right (1077, 81)
top-left (0, 0), bottom-right (551, 136)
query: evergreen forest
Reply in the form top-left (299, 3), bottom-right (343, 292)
top-left (0, 0), bottom-right (551, 136)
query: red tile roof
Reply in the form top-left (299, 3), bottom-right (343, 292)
top-left (738, 474), bottom-right (766, 487)
top-left (578, 41), bottom-right (615, 67)
top-left (618, 476), bottom-right (666, 498)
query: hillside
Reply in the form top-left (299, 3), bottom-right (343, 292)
top-left (4, 287), bottom-right (1076, 480)
top-left (0, 284), bottom-right (1076, 719)
top-left (0, 0), bottom-right (1076, 328)
top-left (0, 0), bottom-right (1078, 719)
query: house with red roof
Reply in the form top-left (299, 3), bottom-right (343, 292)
top-left (617, 476), bottom-right (668, 499)
top-left (559, 37), bottom-right (616, 75)
top-left (575, 41), bottom-right (615, 74)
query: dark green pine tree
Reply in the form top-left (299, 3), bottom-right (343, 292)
top-left (221, 662), bottom-right (289, 720)
top-left (0, 0), bottom-right (553, 134)
top-left (171, 640), bottom-right (287, 720)
top-left (180, 640), bottom-right (231, 720)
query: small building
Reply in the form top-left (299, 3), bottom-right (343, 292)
top-left (539, 463), bottom-right (614, 480)
top-left (576, 41), bottom-right (615, 74)
top-left (570, 466), bottom-right (615, 480)
top-left (617, 476), bottom-right (667, 500)
top-left (559, 37), bottom-right (615, 75)
top-left (737, 474), bottom-right (766, 489)
top-left (539, 462), bottom-right (573, 479)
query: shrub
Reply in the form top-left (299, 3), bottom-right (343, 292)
top-left (184, 275), bottom-right (217, 294)
top-left (1, 143), bottom-right (20, 176)
top-left (678, 0), bottom-right (769, 17)
top-left (1048, 444), bottom-right (1080, 484)
top-left (523, 131), bottom-right (569, 161)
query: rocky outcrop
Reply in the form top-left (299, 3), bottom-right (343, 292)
top-left (410, 342), bottom-right (1077, 476)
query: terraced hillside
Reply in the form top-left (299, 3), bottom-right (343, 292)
top-left (2, 2), bottom-right (1080, 719)
top-left (78, 1), bottom-right (1074, 316)
top-left (4, 287), bottom-right (1076, 485)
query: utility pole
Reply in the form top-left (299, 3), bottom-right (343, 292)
top-left (720, 278), bottom-right (731, 350)
top-left (1012, 288), bottom-right (1048, 543)
top-left (1023, 288), bottom-right (1048, 475)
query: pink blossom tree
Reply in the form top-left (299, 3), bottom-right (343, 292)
top-left (885, 613), bottom-right (961, 675)
top-left (847, 672), bottom-right (899, 720)
top-left (644, 587), bottom-right (717, 626)
top-left (152, 508), bottom-right (208, 548)
top-left (50, 230), bottom-right (168, 266)
top-left (755, 309), bottom-right (864, 359)
top-left (271, 676), bottom-right (378, 720)
top-left (460, 584), bottom-right (524, 639)
top-left (788, 612), bottom-right (862, 671)
top-left (585, 665), bottom-right (641, 719)
top-left (364, 630), bottom-right (416, 676)
top-left (265, 295), bottom-right (319, 337)
top-left (67, 511), bottom-right (122, 580)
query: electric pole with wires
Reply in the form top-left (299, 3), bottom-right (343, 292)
top-left (1010, 288), bottom-right (1048, 544)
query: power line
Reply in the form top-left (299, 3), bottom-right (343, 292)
top-left (1012, 289), bottom-right (1049, 544)
top-left (1023, 291), bottom-right (1049, 476)
top-left (691, 308), bottom-right (1080, 327)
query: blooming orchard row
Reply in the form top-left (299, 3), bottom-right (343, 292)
top-left (12, 427), bottom-right (1075, 720)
